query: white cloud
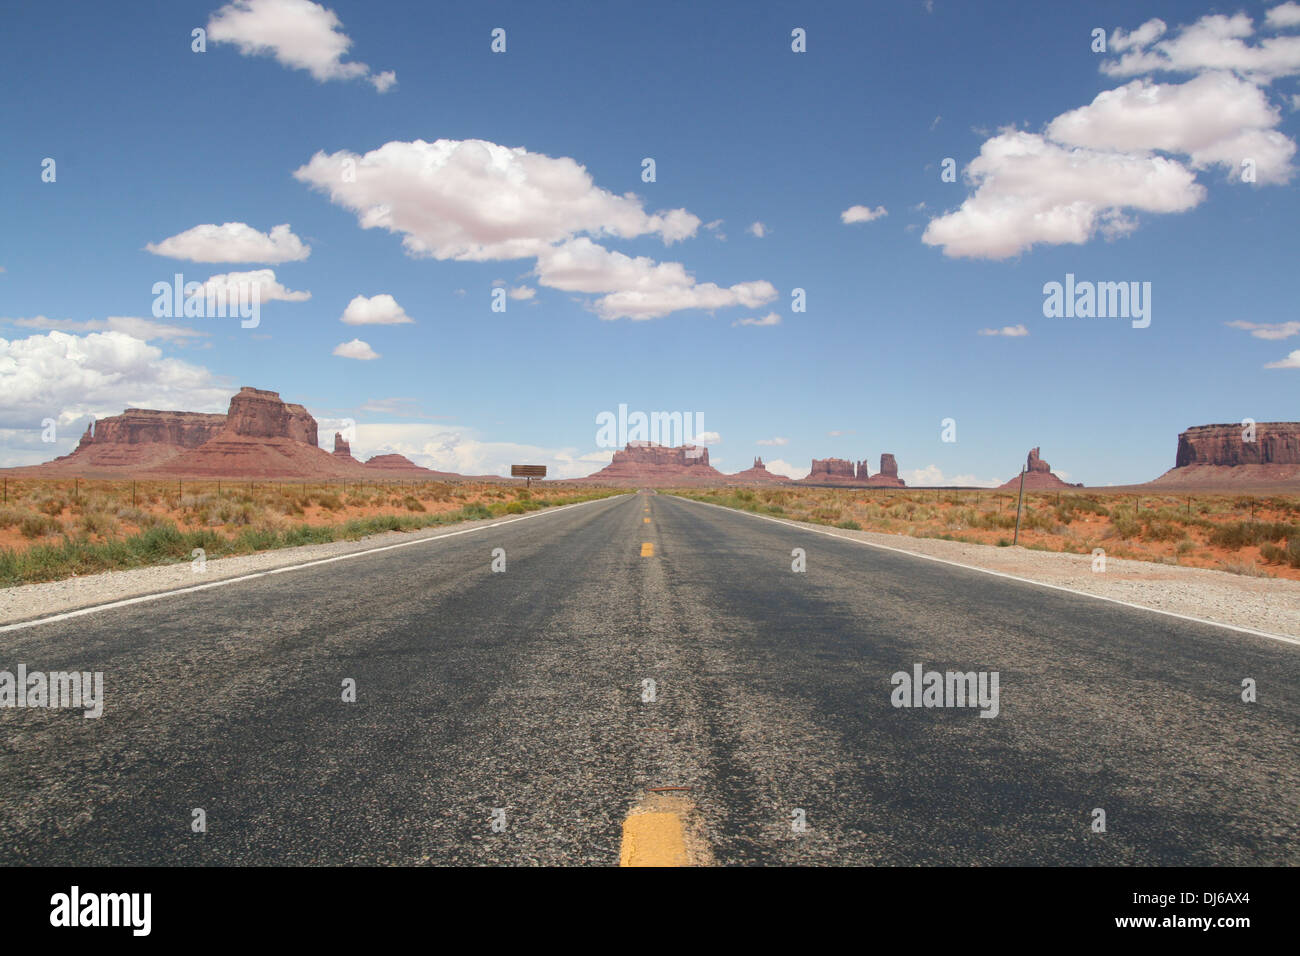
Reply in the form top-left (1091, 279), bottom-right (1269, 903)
top-left (841, 204), bottom-right (888, 224)
top-left (695, 431), bottom-right (721, 445)
top-left (508, 286), bottom-right (536, 301)
top-left (1227, 319), bottom-right (1300, 339)
top-left (294, 139), bottom-right (699, 261)
top-left (1268, 3), bottom-right (1300, 29)
top-left (207, 0), bottom-right (396, 91)
top-left (1047, 72), bottom-right (1294, 184)
top-left (1265, 349), bottom-right (1300, 368)
top-left (732, 311), bottom-right (781, 327)
top-left (763, 459), bottom-right (808, 480)
top-left (0, 330), bottom-right (228, 433)
top-left (923, 130), bottom-right (1203, 259)
top-left (535, 238), bottom-right (777, 321)
top-left (340, 293), bottom-right (413, 325)
top-left (333, 338), bottom-right (379, 360)
top-left (748, 221), bottom-right (767, 238)
top-left (293, 139), bottom-right (774, 321)
top-left (978, 324), bottom-right (1029, 336)
top-left (352, 422), bottom-right (613, 479)
top-left (756, 436), bottom-right (788, 446)
top-left (1102, 11), bottom-right (1300, 81)
top-left (1110, 18), bottom-right (1168, 53)
top-left (5, 315), bottom-right (208, 343)
top-left (146, 222), bottom-right (310, 263)
top-left (201, 268), bottom-right (311, 303)
top-left (926, 10), bottom-right (1299, 259)
top-left (904, 464), bottom-right (1002, 487)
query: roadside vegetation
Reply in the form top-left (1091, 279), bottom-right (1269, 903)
top-left (0, 479), bottom-right (621, 586)
top-left (669, 486), bottom-right (1300, 580)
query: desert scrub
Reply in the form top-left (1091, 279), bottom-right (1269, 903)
top-left (402, 496), bottom-right (426, 512)
top-left (20, 514), bottom-right (62, 539)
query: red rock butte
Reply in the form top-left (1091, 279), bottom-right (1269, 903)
top-left (998, 447), bottom-right (1081, 490)
top-left (575, 441), bottom-right (724, 486)
top-left (11, 387), bottom-right (470, 480)
top-left (727, 457), bottom-right (792, 484)
top-left (1146, 422), bottom-right (1300, 488)
top-left (799, 454), bottom-right (906, 487)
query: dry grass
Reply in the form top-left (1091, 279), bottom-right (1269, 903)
top-left (670, 486), bottom-right (1300, 580)
top-left (0, 478), bottom-right (618, 586)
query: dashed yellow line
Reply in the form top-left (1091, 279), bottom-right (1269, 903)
top-left (620, 813), bottom-right (688, 866)
top-left (619, 792), bottom-right (712, 867)
top-left (640, 542), bottom-right (654, 557)
top-left (643, 517), bottom-right (651, 524)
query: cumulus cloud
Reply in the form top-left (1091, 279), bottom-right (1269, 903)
top-left (732, 311), bottom-right (781, 327)
top-left (534, 238), bottom-right (777, 321)
top-left (1102, 12), bottom-right (1300, 81)
top-left (146, 222), bottom-right (310, 263)
top-left (1268, 3), bottom-right (1300, 30)
top-left (350, 423), bottom-right (613, 479)
top-left (763, 459), bottom-right (808, 480)
top-left (1265, 349), bottom-right (1300, 368)
top-left (748, 222), bottom-right (767, 237)
top-left (1227, 319), bottom-right (1300, 339)
top-left (841, 204), bottom-right (888, 224)
top-left (294, 138), bottom-right (772, 320)
top-left (508, 286), bottom-right (536, 301)
top-left (0, 330), bottom-right (228, 432)
top-left (5, 315), bottom-right (208, 343)
top-left (200, 268), bottom-right (311, 303)
top-left (925, 10), bottom-right (1298, 259)
top-left (978, 324), bottom-right (1029, 336)
top-left (207, 0), bottom-right (396, 91)
top-left (333, 338), bottom-right (379, 360)
top-left (340, 293), bottom-right (413, 325)
top-left (294, 139), bottom-right (699, 261)
top-left (756, 436), bottom-right (788, 446)
top-left (1047, 72), bottom-right (1294, 183)
top-left (903, 464), bottom-right (1002, 487)
top-left (923, 131), bottom-right (1203, 258)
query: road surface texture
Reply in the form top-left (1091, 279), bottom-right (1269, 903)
top-left (1, 492), bottom-right (1295, 865)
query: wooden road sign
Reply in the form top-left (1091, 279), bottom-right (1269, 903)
top-left (511, 465), bottom-right (547, 477)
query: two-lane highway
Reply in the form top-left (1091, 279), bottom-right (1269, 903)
top-left (1, 492), bottom-right (1295, 865)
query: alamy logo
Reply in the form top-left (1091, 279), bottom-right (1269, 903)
top-left (595, 404), bottom-right (707, 456)
top-left (1042, 273), bottom-right (1150, 328)
top-left (891, 663), bottom-right (999, 718)
top-left (50, 886), bottom-right (150, 936)
top-left (0, 666), bottom-right (103, 718)
top-left (152, 272), bottom-right (261, 328)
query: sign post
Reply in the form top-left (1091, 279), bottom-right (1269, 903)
top-left (510, 464), bottom-right (547, 489)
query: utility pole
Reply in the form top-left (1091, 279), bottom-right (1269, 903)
top-left (1013, 467), bottom-right (1026, 546)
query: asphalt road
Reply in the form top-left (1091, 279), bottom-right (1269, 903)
top-left (1, 492), bottom-right (1296, 865)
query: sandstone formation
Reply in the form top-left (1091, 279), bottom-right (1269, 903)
top-left (40, 409), bottom-right (227, 471)
top-left (865, 453), bottom-right (906, 488)
top-left (223, 387), bottom-right (318, 446)
top-left (800, 454), bottom-right (906, 486)
top-left (332, 432), bottom-right (356, 462)
top-left (1147, 422), bottom-right (1300, 487)
top-left (998, 447), bottom-right (1080, 490)
top-left (805, 458), bottom-right (860, 484)
top-left (727, 456), bottom-right (792, 484)
top-left (576, 441), bottom-right (724, 485)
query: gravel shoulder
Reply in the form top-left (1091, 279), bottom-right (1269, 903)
top-left (679, 497), bottom-right (1300, 641)
top-left (0, 497), bottom-right (622, 628)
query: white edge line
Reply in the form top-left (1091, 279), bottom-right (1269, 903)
top-left (0, 494), bottom-right (627, 634)
top-left (672, 495), bottom-right (1300, 648)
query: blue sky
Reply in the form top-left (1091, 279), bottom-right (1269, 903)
top-left (2, 0), bottom-right (1298, 484)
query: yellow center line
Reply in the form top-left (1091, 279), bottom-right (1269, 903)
top-left (620, 813), bottom-right (688, 867)
top-left (640, 542), bottom-right (654, 556)
top-left (644, 517), bottom-right (651, 523)
top-left (619, 793), bottom-right (712, 867)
